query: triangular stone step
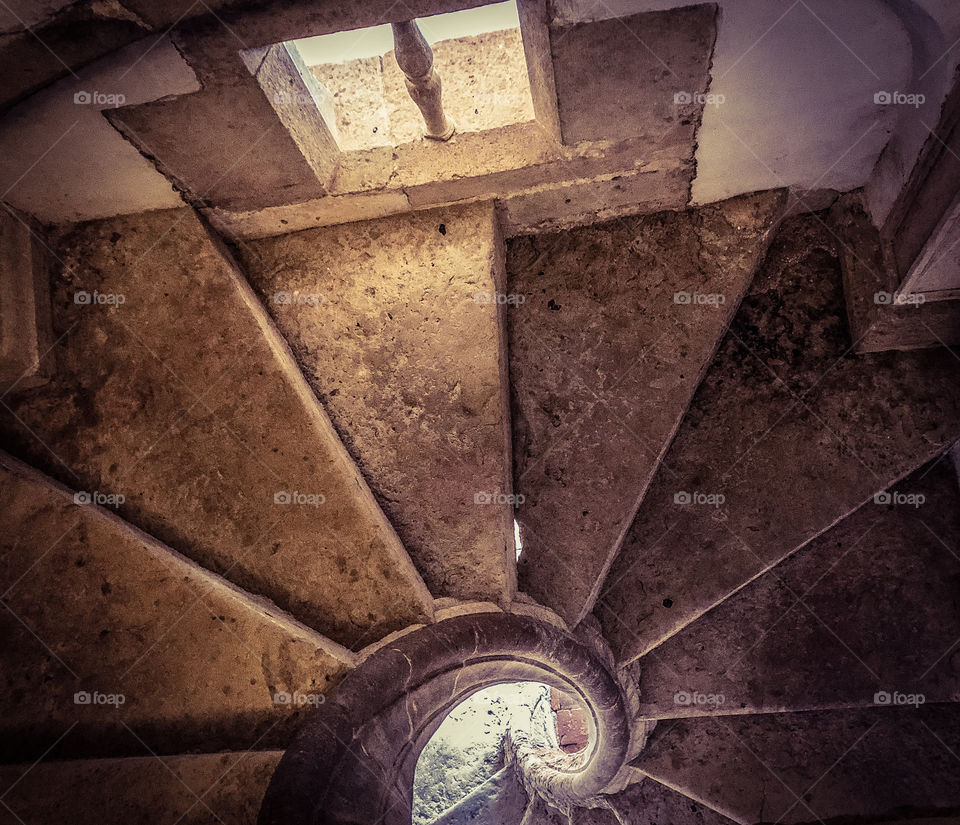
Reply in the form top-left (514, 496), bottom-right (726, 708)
top-left (507, 190), bottom-right (787, 626)
top-left (598, 210), bottom-right (960, 664)
top-left (633, 706), bottom-right (960, 824)
top-left (236, 202), bottom-right (516, 604)
top-left (427, 767), bottom-right (528, 825)
top-left (0, 452), bottom-right (354, 762)
top-left (0, 750), bottom-right (283, 824)
top-left (0, 206), bottom-right (432, 649)
top-left (575, 777), bottom-right (740, 825)
top-left (629, 456), bottom-right (960, 718)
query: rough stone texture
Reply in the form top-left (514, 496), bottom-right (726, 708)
top-left (427, 767), bottom-right (529, 825)
top-left (237, 202), bottom-right (516, 603)
top-left (0, 206), bottom-right (433, 649)
top-left (634, 706), bottom-right (960, 824)
top-left (552, 689), bottom-right (589, 752)
top-left (0, 453), bottom-right (354, 761)
top-left (310, 57), bottom-right (391, 151)
top-left (550, 5), bottom-right (716, 145)
top-left (508, 191), bottom-right (786, 626)
top-left (0, 750), bottom-right (282, 824)
top-left (598, 211), bottom-right (960, 665)
top-left (413, 682), bottom-right (554, 824)
top-left (633, 457), bottom-right (960, 718)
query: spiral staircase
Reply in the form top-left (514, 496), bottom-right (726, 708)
top-left (3, 0), bottom-right (960, 823)
top-left (1, 181), bottom-right (959, 824)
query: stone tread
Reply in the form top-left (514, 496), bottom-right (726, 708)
top-left (237, 202), bottom-right (516, 604)
top-left (631, 456), bottom-right (960, 718)
top-left (598, 211), bottom-right (960, 664)
top-left (508, 191), bottom-right (786, 625)
top-left (0, 448), bottom-right (355, 761)
top-left (0, 206), bottom-right (432, 649)
top-left (0, 750), bottom-right (283, 824)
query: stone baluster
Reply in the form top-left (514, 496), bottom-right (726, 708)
top-left (391, 20), bottom-right (455, 141)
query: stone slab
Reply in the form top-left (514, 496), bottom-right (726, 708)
top-left (237, 202), bottom-right (515, 603)
top-left (0, 750), bottom-right (283, 824)
top-left (0, 453), bottom-right (354, 761)
top-left (508, 191), bottom-right (786, 625)
top-left (0, 206), bottom-right (433, 649)
top-left (634, 707), bottom-right (960, 824)
top-left (633, 458), bottom-right (960, 718)
top-left (598, 211), bottom-right (960, 664)
top-left (549, 5), bottom-right (716, 145)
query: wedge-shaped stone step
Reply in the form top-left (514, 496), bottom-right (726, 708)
top-left (570, 777), bottom-right (740, 825)
top-left (631, 457), bottom-right (960, 718)
top-left (634, 706), bottom-right (960, 824)
top-left (0, 451), bottom-right (356, 761)
top-left (599, 211), bottom-right (960, 663)
top-left (0, 750), bottom-right (283, 824)
top-left (508, 191), bottom-right (786, 626)
top-left (237, 202), bottom-right (515, 603)
top-left (428, 767), bottom-right (528, 825)
top-left (0, 206), bottom-right (432, 648)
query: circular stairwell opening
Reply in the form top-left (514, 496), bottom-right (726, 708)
top-left (411, 680), bottom-right (589, 823)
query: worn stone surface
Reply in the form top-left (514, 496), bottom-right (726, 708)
top-left (0, 206), bottom-right (433, 649)
top-left (633, 457), bottom-right (960, 718)
top-left (413, 683), bottom-right (554, 824)
top-left (508, 191), bottom-right (786, 626)
top-left (598, 211), bottom-right (960, 665)
top-left (427, 767), bottom-right (529, 825)
top-left (0, 453), bottom-right (354, 761)
top-left (237, 202), bottom-right (515, 603)
top-left (0, 750), bottom-right (282, 824)
top-left (634, 707), bottom-right (960, 823)
top-left (550, 5), bottom-right (716, 145)
top-left (310, 56), bottom-right (391, 151)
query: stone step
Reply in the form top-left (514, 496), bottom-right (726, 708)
top-left (628, 456), bottom-right (960, 719)
top-left (427, 767), bottom-right (529, 825)
top-left (598, 210), bottom-right (960, 664)
top-left (508, 190), bottom-right (787, 626)
top-left (0, 206), bottom-right (433, 649)
top-left (633, 706), bottom-right (960, 824)
top-left (0, 750), bottom-right (283, 824)
top-left (0, 452), bottom-right (355, 761)
top-left (575, 777), bottom-right (740, 825)
top-left (236, 201), bottom-right (516, 604)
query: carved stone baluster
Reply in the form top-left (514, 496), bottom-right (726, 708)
top-left (391, 20), bottom-right (455, 141)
